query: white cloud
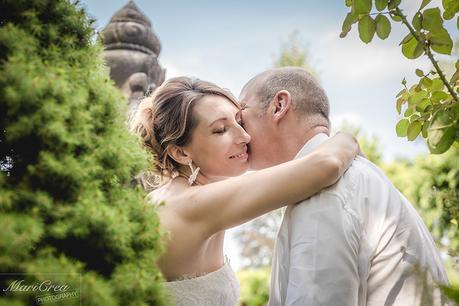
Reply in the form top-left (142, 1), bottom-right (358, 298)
top-left (315, 28), bottom-right (432, 85)
top-left (330, 111), bottom-right (363, 129)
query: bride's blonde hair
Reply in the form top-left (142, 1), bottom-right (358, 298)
top-left (131, 76), bottom-right (240, 183)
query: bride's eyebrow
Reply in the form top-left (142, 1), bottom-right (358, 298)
top-left (208, 117), bottom-right (227, 127)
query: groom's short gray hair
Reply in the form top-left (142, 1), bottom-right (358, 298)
top-left (242, 67), bottom-right (330, 126)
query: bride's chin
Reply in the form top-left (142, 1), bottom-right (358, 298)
top-left (223, 166), bottom-right (249, 178)
top-left (234, 164), bottom-right (249, 176)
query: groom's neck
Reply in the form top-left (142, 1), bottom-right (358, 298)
top-left (291, 125), bottom-right (329, 157)
top-left (302, 125), bottom-right (329, 144)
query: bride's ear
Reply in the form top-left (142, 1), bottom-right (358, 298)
top-left (166, 144), bottom-right (191, 166)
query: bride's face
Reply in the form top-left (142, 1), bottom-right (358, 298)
top-left (183, 95), bottom-right (251, 181)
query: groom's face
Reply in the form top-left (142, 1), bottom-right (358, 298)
top-left (239, 92), bottom-right (276, 170)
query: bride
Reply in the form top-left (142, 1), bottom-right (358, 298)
top-left (131, 76), bottom-right (360, 306)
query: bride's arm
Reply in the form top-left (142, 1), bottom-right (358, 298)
top-left (177, 132), bottom-right (359, 237)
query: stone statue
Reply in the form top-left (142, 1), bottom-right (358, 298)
top-left (102, 0), bottom-right (165, 119)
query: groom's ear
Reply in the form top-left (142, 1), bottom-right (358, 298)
top-left (166, 145), bottom-right (191, 166)
top-left (270, 90), bottom-right (291, 124)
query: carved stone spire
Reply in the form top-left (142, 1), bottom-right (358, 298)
top-left (102, 0), bottom-right (165, 119)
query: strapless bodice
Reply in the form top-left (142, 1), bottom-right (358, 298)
top-left (163, 258), bottom-right (240, 306)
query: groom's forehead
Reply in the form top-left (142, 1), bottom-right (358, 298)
top-left (239, 91), bottom-right (258, 108)
top-left (240, 96), bottom-right (260, 110)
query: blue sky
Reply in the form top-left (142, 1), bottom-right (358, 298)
top-left (80, 0), bottom-right (457, 269)
top-left (80, 0), bottom-right (457, 162)
top-left (82, 0), bottom-right (458, 160)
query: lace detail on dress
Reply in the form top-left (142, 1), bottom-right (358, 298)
top-left (163, 257), bottom-right (240, 306)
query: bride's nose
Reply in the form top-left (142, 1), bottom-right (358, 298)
top-left (236, 125), bottom-right (251, 144)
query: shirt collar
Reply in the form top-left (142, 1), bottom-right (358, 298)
top-left (294, 133), bottom-right (330, 159)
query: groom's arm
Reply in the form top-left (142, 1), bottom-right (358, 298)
top-left (285, 192), bottom-right (361, 306)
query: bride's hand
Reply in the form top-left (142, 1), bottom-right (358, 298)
top-left (315, 132), bottom-right (360, 177)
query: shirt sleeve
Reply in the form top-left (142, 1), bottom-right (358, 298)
top-left (284, 192), bottom-right (361, 306)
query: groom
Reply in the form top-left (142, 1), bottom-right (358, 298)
top-left (239, 67), bottom-right (450, 306)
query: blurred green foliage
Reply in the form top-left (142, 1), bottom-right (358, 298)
top-left (237, 268), bottom-right (270, 306)
top-left (0, 0), bottom-right (167, 305)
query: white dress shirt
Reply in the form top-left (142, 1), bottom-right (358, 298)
top-left (269, 133), bottom-right (450, 306)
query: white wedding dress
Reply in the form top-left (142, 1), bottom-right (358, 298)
top-left (163, 257), bottom-right (240, 306)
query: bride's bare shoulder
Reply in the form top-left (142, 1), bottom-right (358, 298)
top-left (146, 178), bottom-right (191, 209)
top-left (147, 179), bottom-right (200, 234)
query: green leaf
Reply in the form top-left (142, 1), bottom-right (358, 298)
top-left (450, 67), bottom-right (459, 84)
top-left (422, 121), bottom-right (429, 138)
top-left (430, 91), bottom-right (449, 103)
top-left (430, 28), bottom-right (453, 55)
top-left (415, 69), bottom-right (424, 77)
top-left (375, 15), bottom-right (391, 39)
top-left (407, 120), bottom-right (422, 140)
top-left (358, 15), bottom-right (376, 43)
top-left (457, 16), bottom-right (459, 29)
top-left (345, 0), bottom-right (353, 7)
top-left (390, 13), bottom-right (403, 22)
top-left (421, 77), bottom-right (433, 87)
top-left (442, 0), bottom-right (459, 20)
top-left (408, 84), bottom-right (419, 94)
top-left (404, 106), bottom-right (415, 117)
top-left (416, 98), bottom-right (430, 112)
top-left (401, 35), bottom-right (424, 59)
top-left (396, 88), bottom-right (406, 98)
top-left (453, 101), bottom-right (459, 117)
top-left (400, 33), bottom-right (413, 45)
top-left (396, 119), bottom-right (410, 137)
top-left (420, 0), bottom-right (432, 10)
top-left (375, 0), bottom-right (387, 11)
top-left (408, 90), bottom-right (428, 106)
top-left (341, 12), bottom-right (358, 38)
top-left (429, 125), bottom-right (456, 153)
top-left (412, 12), bottom-right (422, 31)
top-left (430, 78), bottom-right (445, 91)
top-left (388, 0), bottom-right (401, 10)
top-left (402, 77), bottom-right (407, 86)
top-left (396, 97), bottom-right (405, 114)
top-left (353, 0), bottom-right (372, 14)
top-left (427, 109), bottom-right (456, 153)
top-left (422, 8), bottom-right (444, 32)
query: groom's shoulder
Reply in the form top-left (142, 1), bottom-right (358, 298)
top-left (345, 156), bottom-right (390, 186)
top-left (320, 156), bottom-right (390, 198)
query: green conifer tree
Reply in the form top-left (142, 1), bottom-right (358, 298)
top-left (0, 1), bottom-right (167, 305)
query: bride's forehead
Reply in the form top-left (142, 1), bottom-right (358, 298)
top-left (194, 96), bottom-right (239, 116)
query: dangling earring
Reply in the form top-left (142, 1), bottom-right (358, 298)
top-left (188, 161), bottom-right (200, 185)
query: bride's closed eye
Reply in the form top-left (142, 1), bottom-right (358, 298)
top-left (213, 126), bottom-right (227, 134)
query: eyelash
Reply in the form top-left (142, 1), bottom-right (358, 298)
top-left (214, 127), bottom-right (226, 134)
top-left (213, 119), bottom-right (244, 134)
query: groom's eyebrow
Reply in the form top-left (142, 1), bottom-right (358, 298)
top-left (236, 110), bottom-right (242, 120)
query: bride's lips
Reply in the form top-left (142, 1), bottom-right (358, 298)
top-left (229, 149), bottom-right (248, 160)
